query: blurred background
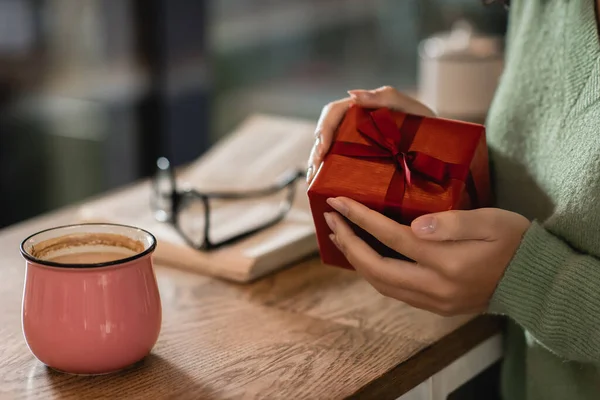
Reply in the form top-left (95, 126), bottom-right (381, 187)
top-left (0, 0), bottom-right (507, 228)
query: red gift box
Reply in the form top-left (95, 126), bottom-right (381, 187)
top-left (307, 105), bottom-right (492, 269)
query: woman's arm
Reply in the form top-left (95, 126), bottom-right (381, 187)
top-left (489, 221), bottom-right (600, 363)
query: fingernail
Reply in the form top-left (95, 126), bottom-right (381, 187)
top-left (314, 128), bottom-right (322, 139)
top-left (329, 233), bottom-right (339, 248)
top-left (412, 216), bottom-right (436, 234)
top-left (347, 90), bottom-right (371, 101)
top-left (306, 166), bottom-right (313, 183)
top-left (315, 135), bottom-right (323, 156)
top-left (326, 198), bottom-right (349, 216)
top-left (324, 212), bottom-right (336, 232)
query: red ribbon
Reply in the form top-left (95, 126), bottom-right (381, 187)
top-left (330, 108), bottom-right (476, 216)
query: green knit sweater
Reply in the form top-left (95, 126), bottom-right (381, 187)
top-left (485, 0), bottom-right (600, 399)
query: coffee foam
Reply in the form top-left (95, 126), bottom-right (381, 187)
top-left (31, 233), bottom-right (145, 263)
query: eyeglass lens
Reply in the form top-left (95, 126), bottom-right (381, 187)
top-left (176, 188), bottom-right (293, 248)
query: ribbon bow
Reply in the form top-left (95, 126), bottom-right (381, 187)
top-left (329, 107), bottom-right (476, 217)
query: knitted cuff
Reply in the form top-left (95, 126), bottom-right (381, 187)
top-left (488, 221), bottom-right (567, 320)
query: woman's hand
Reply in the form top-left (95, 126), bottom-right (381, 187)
top-left (306, 86), bottom-right (435, 183)
top-left (323, 197), bottom-right (531, 316)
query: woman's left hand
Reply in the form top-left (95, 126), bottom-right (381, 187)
top-left (324, 197), bottom-right (531, 316)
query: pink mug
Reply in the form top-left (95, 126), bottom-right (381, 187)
top-left (20, 223), bottom-right (162, 375)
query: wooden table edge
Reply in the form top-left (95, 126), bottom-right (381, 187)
top-left (347, 315), bottom-right (504, 400)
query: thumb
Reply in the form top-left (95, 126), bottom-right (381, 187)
top-left (348, 86), bottom-right (435, 117)
top-left (410, 209), bottom-right (496, 241)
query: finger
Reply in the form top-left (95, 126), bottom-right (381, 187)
top-left (307, 98), bottom-right (353, 183)
top-left (306, 139), bottom-right (321, 183)
top-left (330, 232), bottom-right (436, 309)
top-left (411, 209), bottom-right (499, 242)
top-left (326, 197), bottom-right (441, 266)
top-left (348, 86), bottom-right (435, 117)
top-left (329, 225), bottom-right (457, 315)
top-left (367, 280), bottom-right (442, 312)
top-left (324, 212), bottom-right (443, 295)
top-left (367, 275), bottom-right (481, 316)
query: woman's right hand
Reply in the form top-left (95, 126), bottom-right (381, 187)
top-left (306, 86), bottom-right (436, 183)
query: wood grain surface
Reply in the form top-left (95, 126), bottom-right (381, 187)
top-left (0, 203), bottom-right (501, 399)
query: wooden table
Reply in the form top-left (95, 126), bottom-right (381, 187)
top-left (0, 197), bottom-right (502, 400)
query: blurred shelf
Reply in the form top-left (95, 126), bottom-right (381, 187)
top-left (212, 0), bottom-right (377, 53)
top-left (8, 55), bottom-right (210, 106)
top-left (31, 62), bottom-right (151, 105)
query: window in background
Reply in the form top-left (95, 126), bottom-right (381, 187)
top-left (209, 0), bottom-right (507, 141)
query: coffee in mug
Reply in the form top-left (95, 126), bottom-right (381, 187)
top-left (30, 231), bottom-right (145, 264)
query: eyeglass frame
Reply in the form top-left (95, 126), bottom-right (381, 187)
top-left (150, 157), bottom-right (305, 251)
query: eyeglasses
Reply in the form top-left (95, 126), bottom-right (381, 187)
top-left (150, 157), bottom-right (305, 251)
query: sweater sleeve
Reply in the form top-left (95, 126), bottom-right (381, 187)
top-left (488, 221), bottom-right (600, 363)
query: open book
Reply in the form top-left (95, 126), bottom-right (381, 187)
top-left (79, 114), bottom-right (318, 282)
